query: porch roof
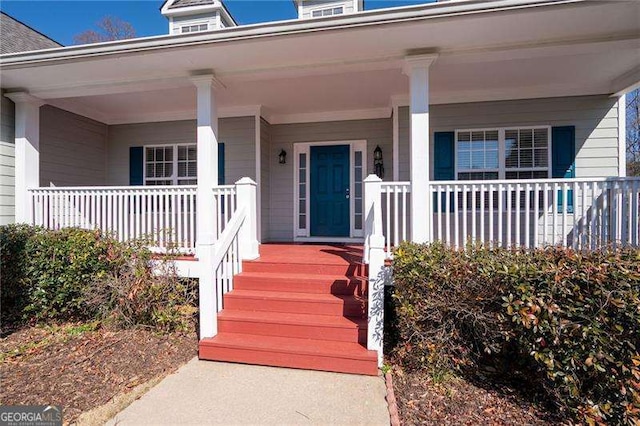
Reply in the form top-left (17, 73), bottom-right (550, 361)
top-left (0, 0), bottom-right (638, 124)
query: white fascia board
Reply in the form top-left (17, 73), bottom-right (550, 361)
top-left (0, 0), bottom-right (585, 67)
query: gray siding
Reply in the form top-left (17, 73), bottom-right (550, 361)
top-left (260, 118), bottom-right (271, 242)
top-left (0, 92), bottom-right (15, 224)
top-left (106, 117), bottom-right (256, 186)
top-left (40, 106), bottom-right (108, 187)
top-left (268, 118), bottom-right (392, 242)
top-left (398, 95), bottom-right (621, 180)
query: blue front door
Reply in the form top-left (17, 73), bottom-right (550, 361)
top-left (310, 145), bottom-right (350, 237)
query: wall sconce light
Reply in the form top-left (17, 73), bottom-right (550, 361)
top-left (374, 145), bottom-right (384, 178)
top-left (278, 149), bottom-right (287, 164)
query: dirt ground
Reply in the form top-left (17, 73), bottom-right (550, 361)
top-left (391, 366), bottom-right (561, 425)
top-left (0, 322), bottom-right (196, 424)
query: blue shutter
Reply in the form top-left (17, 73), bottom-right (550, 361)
top-left (552, 126), bottom-right (575, 213)
top-left (218, 143), bottom-right (225, 185)
top-left (129, 147), bottom-right (144, 186)
top-left (433, 132), bottom-right (455, 212)
top-left (434, 132), bottom-right (455, 181)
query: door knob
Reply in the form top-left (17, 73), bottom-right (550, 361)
top-left (345, 188), bottom-right (350, 199)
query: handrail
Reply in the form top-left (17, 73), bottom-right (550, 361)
top-left (211, 207), bottom-right (246, 267)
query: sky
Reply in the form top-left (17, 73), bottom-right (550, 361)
top-left (0, 0), bottom-right (430, 46)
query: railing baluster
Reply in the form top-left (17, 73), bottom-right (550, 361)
top-left (572, 181), bottom-right (579, 250)
top-left (525, 183), bottom-right (531, 249)
top-left (515, 182), bottom-right (521, 247)
top-left (454, 184), bottom-right (460, 249)
top-left (463, 183), bottom-right (468, 246)
top-left (506, 184), bottom-right (512, 247)
top-left (402, 185), bottom-right (407, 243)
top-left (393, 186), bottom-right (399, 249)
top-left (479, 183), bottom-right (485, 246)
top-left (488, 183), bottom-right (494, 248)
top-left (497, 183), bottom-right (502, 248)
top-left (471, 184), bottom-right (477, 245)
top-left (533, 183), bottom-right (539, 248)
top-left (386, 188), bottom-right (391, 253)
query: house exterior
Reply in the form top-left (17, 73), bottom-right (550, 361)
top-left (1, 0), bottom-right (639, 374)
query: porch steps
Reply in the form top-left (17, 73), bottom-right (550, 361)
top-left (198, 244), bottom-right (378, 376)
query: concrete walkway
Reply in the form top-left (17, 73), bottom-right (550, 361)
top-left (107, 358), bottom-right (389, 425)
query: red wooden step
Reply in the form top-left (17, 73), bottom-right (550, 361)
top-left (223, 289), bottom-right (366, 317)
top-left (233, 272), bottom-right (366, 296)
top-left (242, 260), bottom-right (365, 277)
top-left (199, 332), bottom-right (378, 376)
top-left (217, 310), bottom-right (367, 344)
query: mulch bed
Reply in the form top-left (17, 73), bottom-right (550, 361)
top-left (391, 366), bottom-right (561, 425)
top-left (0, 322), bottom-right (197, 423)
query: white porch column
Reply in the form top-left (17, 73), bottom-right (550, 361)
top-left (404, 54), bottom-right (438, 243)
top-left (5, 92), bottom-right (45, 224)
top-left (191, 74), bottom-right (222, 339)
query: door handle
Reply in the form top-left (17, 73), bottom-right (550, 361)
top-left (345, 188), bottom-right (350, 199)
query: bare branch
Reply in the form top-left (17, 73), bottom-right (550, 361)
top-left (73, 16), bottom-right (136, 45)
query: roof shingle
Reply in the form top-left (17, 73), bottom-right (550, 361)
top-left (0, 12), bottom-right (62, 54)
top-left (168, 0), bottom-right (215, 9)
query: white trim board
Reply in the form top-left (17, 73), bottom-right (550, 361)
top-left (293, 139), bottom-right (367, 242)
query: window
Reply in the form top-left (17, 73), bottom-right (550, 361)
top-left (456, 127), bottom-right (550, 180)
top-left (311, 6), bottom-right (344, 17)
top-left (505, 128), bottom-right (549, 180)
top-left (145, 145), bottom-right (197, 186)
top-left (181, 23), bottom-right (208, 34)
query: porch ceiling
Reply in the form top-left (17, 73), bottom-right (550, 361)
top-left (1, 0), bottom-right (638, 124)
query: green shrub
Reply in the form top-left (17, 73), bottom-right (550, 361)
top-left (390, 242), bottom-right (640, 424)
top-left (23, 227), bottom-right (127, 320)
top-left (0, 224), bottom-right (40, 322)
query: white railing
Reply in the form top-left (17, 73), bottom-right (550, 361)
top-left (28, 184), bottom-right (238, 253)
top-left (363, 174), bottom-right (640, 371)
top-left (199, 178), bottom-right (260, 339)
top-left (430, 177), bottom-right (640, 250)
top-left (380, 182), bottom-right (412, 255)
top-left (212, 206), bottom-right (245, 311)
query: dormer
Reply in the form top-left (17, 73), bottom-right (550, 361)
top-left (294, 0), bottom-right (363, 19)
top-left (161, 0), bottom-right (236, 35)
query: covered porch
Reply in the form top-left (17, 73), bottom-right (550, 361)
top-left (2, 0), bottom-right (639, 367)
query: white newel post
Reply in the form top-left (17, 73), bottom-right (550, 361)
top-left (364, 174), bottom-right (385, 366)
top-left (192, 74), bottom-right (221, 339)
top-left (404, 54), bottom-right (438, 243)
top-left (235, 177), bottom-right (260, 260)
top-left (6, 92), bottom-right (44, 224)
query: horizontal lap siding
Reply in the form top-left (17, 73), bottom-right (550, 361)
top-left (40, 106), bottom-right (108, 187)
top-left (0, 93), bottom-right (15, 224)
top-left (106, 117), bottom-right (256, 186)
top-left (398, 95), bottom-right (620, 180)
top-left (268, 118), bottom-right (392, 242)
top-left (260, 118), bottom-right (271, 242)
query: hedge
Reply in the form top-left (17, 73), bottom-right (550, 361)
top-left (389, 242), bottom-right (640, 424)
top-left (0, 225), bottom-right (196, 331)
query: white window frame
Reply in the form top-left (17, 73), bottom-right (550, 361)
top-left (293, 140), bottom-right (366, 241)
top-left (454, 126), bottom-right (552, 180)
top-left (309, 3), bottom-right (345, 17)
top-left (180, 22), bottom-right (209, 34)
top-left (143, 143), bottom-right (197, 186)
